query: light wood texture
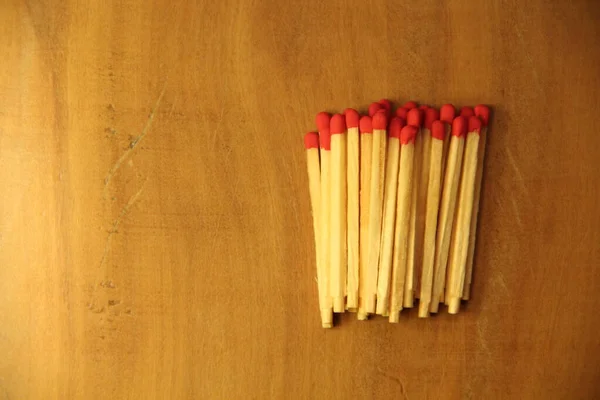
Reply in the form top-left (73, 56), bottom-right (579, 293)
top-left (2, 1), bottom-right (600, 398)
top-left (463, 124), bottom-right (488, 300)
top-left (430, 134), bottom-right (465, 313)
top-left (329, 133), bottom-right (347, 312)
top-left (418, 138), bottom-right (444, 317)
top-left (365, 128), bottom-right (387, 314)
top-left (318, 146), bottom-right (333, 323)
top-left (414, 127), bottom-right (432, 299)
top-left (306, 147), bottom-right (331, 327)
top-left (346, 126), bottom-right (360, 309)
top-left (404, 129), bottom-right (422, 307)
top-left (446, 132), bottom-right (480, 313)
top-left (389, 143), bottom-right (414, 323)
top-left (375, 136), bottom-right (401, 315)
top-left (357, 133), bottom-right (372, 319)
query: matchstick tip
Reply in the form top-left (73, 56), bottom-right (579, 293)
top-left (320, 309), bottom-right (333, 328)
top-left (474, 104), bottom-right (490, 126)
top-left (344, 108), bottom-right (360, 129)
top-left (368, 102), bottom-right (383, 116)
top-left (419, 104), bottom-right (429, 111)
top-left (407, 108), bottom-right (422, 127)
top-left (452, 116), bottom-right (468, 137)
top-left (400, 125), bottom-right (418, 144)
top-left (304, 132), bottom-right (319, 149)
top-left (424, 107), bottom-right (440, 129)
top-left (440, 104), bottom-right (456, 124)
top-left (460, 106), bottom-right (475, 119)
top-left (389, 117), bottom-right (405, 139)
top-left (469, 116), bottom-right (483, 134)
top-left (395, 107), bottom-right (409, 120)
top-left (372, 111), bottom-right (388, 130)
top-left (448, 298), bottom-right (461, 314)
top-left (402, 100), bottom-right (418, 109)
top-left (330, 113), bottom-right (346, 134)
top-left (359, 115), bottom-right (373, 134)
top-left (431, 120), bottom-right (445, 140)
top-left (316, 112), bottom-right (331, 133)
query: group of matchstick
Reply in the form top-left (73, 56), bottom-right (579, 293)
top-left (304, 100), bottom-right (490, 328)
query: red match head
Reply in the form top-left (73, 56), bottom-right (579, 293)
top-left (407, 108), bottom-right (422, 127)
top-left (424, 107), bottom-right (440, 129)
top-left (330, 114), bottom-right (346, 135)
top-left (400, 125), bottom-right (418, 145)
top-left (395, 107), bottom-right (409, 120)
top-left (419, 105), bottom-right (429, 111)
top-left (460, 106), bottom-right (475, 119)
top-left (359, 116), bottom-right (373, 134)
top-left (304, 132), bottom-right (320, 149)
top-left (431, 121), bottom-right (445, 140)
top-left (474, 104), bottom-right (490, 126)
top-left (378, 99), bottom-right (392, 111)
top-left (372, 111), bottom-right (388, 130)
top-left (368, 102), bottom-right (383, 116)
top-left (316, 112), bottom-right (331, 133)
top-left (440, 104), bottom-right (456, 124)
top-left (344, 108), bottom-right (360, 129)
top-left (469, 116), bottom-right (483, 134)
top-left (403, 101), bottom-right (418, 109)
top-left (388, 117), bottom-right (405, 139)
top-left (452, 116), bottom-right (468, 137)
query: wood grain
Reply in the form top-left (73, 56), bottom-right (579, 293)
top-left (1, 0), bottom-right (600, 398)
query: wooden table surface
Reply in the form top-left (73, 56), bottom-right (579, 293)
top-left (2, 1), bottom-right (600, 399)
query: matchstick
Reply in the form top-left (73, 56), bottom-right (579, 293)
top-left (418, 121), bottom-right (446, 317)
top-left (404, 108), bottom-right (424, 307)
top-left (358, 116), bottom-right (373, 320)
top-left (329, 114), bottom-right (347, 313)
top-left (446, 116), bottom-right (483, 314)
top-left (345, 108), bottom-right (360, 310)
top-left (304, 132), bottom-right (332, 328)
top-left (389, 125), bottom-right (417, 322)
top-left (375, 117), bottom-right (405, 315)
top-left (463, 105), bottom-right (491, 300)
top-left (316, 112), bottom-right (333, 323)
top-left (414, 107), bottom-right (439, 301)
top-left (364, 111), bottom-right (388, 314)
top-left (442, 106), bottom-right (476, 305)
top-left (430, 116), bottom-right (467, 313)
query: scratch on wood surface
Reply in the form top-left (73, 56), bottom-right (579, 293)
top-left (505, 147), bottom-right (523, 184)
top-left (510, 196), bottom-right (523, 227)
top-left (209, 105), bottom-right (226, 151)
top-left (376, 367), bottom-right (410, 400)
top-left (514, 22), bottom-right (541, 92)
top-left (505, 147), bottom-right (531, 201)
top-left (103, 81), bottom-right (167, 195)
top-left (476, 317), bottom-right (492, 357)
top-left (495, 272), bottom-right (509, 294)
top-left (99, 179), bottom-right (148, 269)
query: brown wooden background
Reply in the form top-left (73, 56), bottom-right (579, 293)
top-left (1, 0), bottom-right (600, 399)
